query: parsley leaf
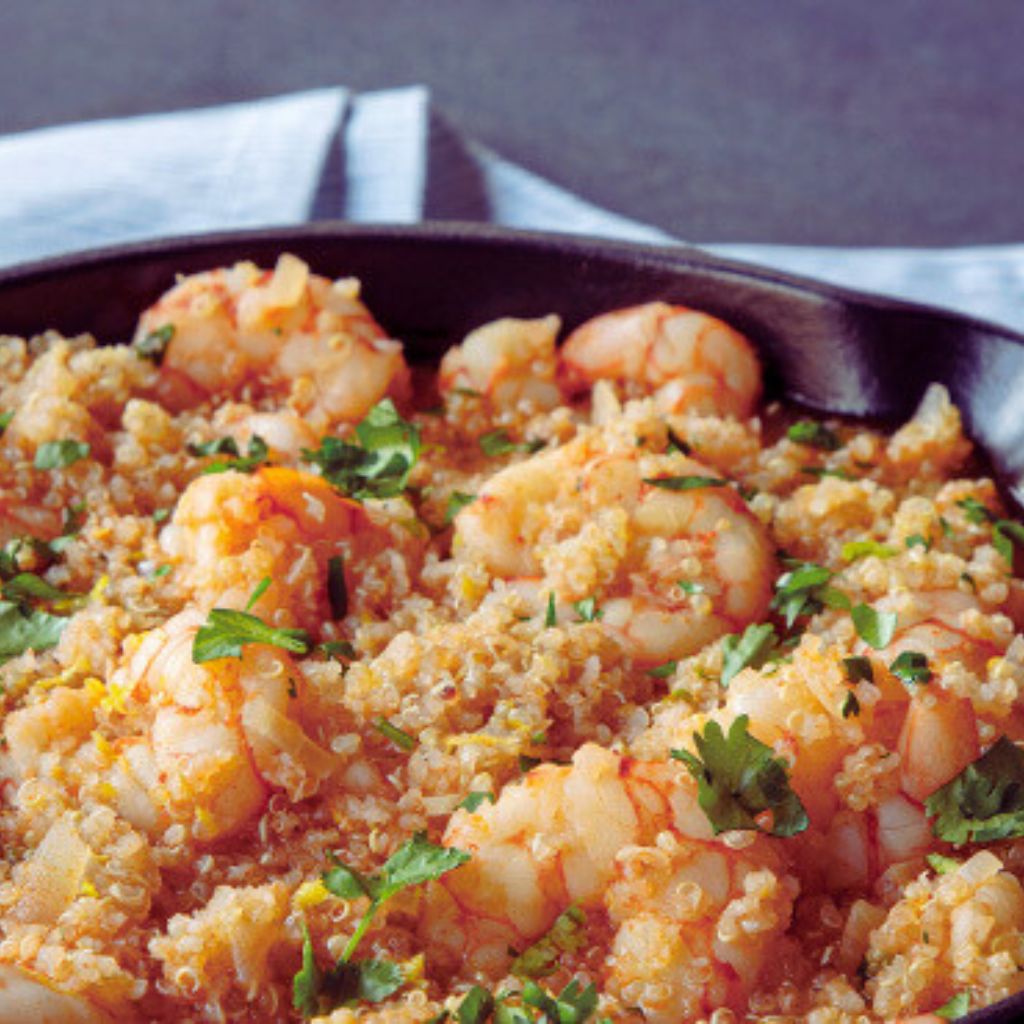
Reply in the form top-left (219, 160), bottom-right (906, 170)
top-left (647, 659), bottom-right (677, 679)
top-left (456, 985), bottom-right (494, 1024)
top-left (905, 533), bottom-right (932, 551)
top-left (643, 474), bottom-right (728, 491)
top-left (192, 608), bottom-right (311, 662)
top-left (926, 736), bottom-right (1024, 844)
top-left (800, 465), bottom-right (854, 480)
top-left (303, 399), bottom-right (421, 500)
top-left (479, 430), bottom-right (545, 458)
top-left (194, 435), bottom-right (269, 475)
top-left (0, 411), bottom-right (13, 435)
top-left (458, 791), bottom-right (496, 813)
top-left (926, 852), bottom-right (959, 875)
top-left (786, 420), bottom-right (841, 450)
top-left (672, 715), bottom-right (809, 837)
top-left (544, 592), bottom-right (557, 628)
top-left (957, 496), bottom-right (994, 524)
top-left (0, 600), bottom-right (68, 663)
top-left (327, 556), bottom-right (348, 619)
top-left (841, 540), bottom-right (899, 562)
top-left (1, 573), bottom-right (76, 605)
top-left (374, 716), bottom-right (416, 752)
top-left (771, 562), bottom-right (850, 628)
top-left (720, 623), bottom-right (778, 686)
top-left (572, 596), bottom-right (602, 622)
top-left (133, 323), bottom-right (175, 363)
top-left (512, 905), bottom-right (587, 979)
top-left (678, 579), bottom-right (706, 595)
top-left (34, 439), bottom-right (90, 470)
top-left (445, 491), bottom-right (476, 524)
top-left (993, 519), bottom-right (1024, 570)
top-left (293, 924), bottom-right (323, 1018)
top-left (522, 979), bottom-right (599, 1024)
top-left (245, 576), bottom-right (272, 611)
top-left (851, 604), bottom-right (897, 650)
top-left (841, 691), bottom-right (860, 718)
top-left (889, 650), bottom-right (932, 686)
top-left (843, 655), bottom-right (874, 684)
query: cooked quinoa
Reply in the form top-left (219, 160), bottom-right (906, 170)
top-left (0, 255), bottom-right (1022, 1023)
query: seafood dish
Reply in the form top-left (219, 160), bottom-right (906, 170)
top-left (0, 252), bottom-right (1022, 1022)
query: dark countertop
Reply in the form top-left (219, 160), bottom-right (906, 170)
top-left (2, 0), bottom-right (1021, 246)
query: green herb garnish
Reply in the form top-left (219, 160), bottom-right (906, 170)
top-left (851, 604), bottom-right (897, 650)
top-left (647, 659), bottom-right (677, 679)
top-left (889, 650), bottom-right (932, 686)
top-left (444, 491), bottom-right (476, 525)
top-left (0, 601), bottom-right (69, 663)
top-left (192, 607), bottom-right (311, 663)
top-left (458, 791), bottom-right (496, 813)
top-left (133, 323), bottom-right (175, 363)
top-left (787, 420), bottom-right (841, 450)
top-left (771, 562), bottom-right (850, 627)
top-left (843, 655), bottom-right (874, 684)
top-left (34, 439), bottom-right (90, 470)
top-left (479, 430), bottom-right (545, 458)
top-left (191, 435), bottom-right (269, 475)
top-left (511, 905), bottom-right (587, 979)
top-left (643, 474), bottom-right (728, 491)
top-left (935, 991), bottom-right (970, 1020)
top-left (544, 592), bottom-right (557, 628)
top-left (672, 715), bottom-right (808, 837)
top-left (572, 596), bottom-right (602, 623)
top-left (373, 717), bottom-right (416, 752)
top-left (678, 580), bottom-right (706, 595)
top-left (721, 623), bottom-right (778, 686)
top-left (905, 533), bottom-right (932, 551)
top-left (926, 852), bottom-right (959, 875)
top-left (841, 540), bottom-right (899, 562)
top-left (327, 556), bottom-right (347, 619)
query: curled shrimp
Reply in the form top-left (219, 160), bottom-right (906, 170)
top-left (452, 425), bottom-right (775, 662)
top-left (422, 743), bottom-right (796, 1023)
top-left (102, 609), bottom-right (335, 842)
top-left (161, 466), bottom-right (398, 632)
top-left (134, 254), bottom-right (410, 427)
top-left (438, 315), bottom-right (563, 411)
top-left (558, 302), bottom-right (761, 418)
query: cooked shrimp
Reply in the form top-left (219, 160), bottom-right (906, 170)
top-left (438, 315), bottom-right (563, 411)
top-left (453, 424), bottom-right (775, 662)
top-left (210, 403), bottom-right (318, 463)
top-left (135, 254), bottom-right (410, 427)
top-left (103, 608), bottom-right (335, 842)
top-left (423, 743), bottom-right (796, 1023)
top-left (0, 965), bottom-right (113, 1024)
top-left (558, 302), bottom-right (761, 418)
top-left (161, 466), bottom-right (398, 632)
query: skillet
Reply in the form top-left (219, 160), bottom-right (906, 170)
top-left (0, 221), bottom-right (1022, 1023)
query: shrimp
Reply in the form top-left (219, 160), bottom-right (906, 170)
top-left (134, 254), bottom-right (410, 427)
top-left (422, 743), bottom-right (796, 1023)
top-left (558, 302), bottom-right (761, 419)
top-left (161, 466), bottom-right (400, 632)
top-left (104, 608), bottom-right (335, 842)
top-left (0, 965), bottom-right (113, 1024)
top-left (438, 315), bottom-right (563, 411)
top-left (210, 403), bottom-right (319, 463)
top-left (452, 424), bottom-right (775, 662)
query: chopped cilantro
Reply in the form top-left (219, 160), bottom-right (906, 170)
top-left (522, 979), bottom-right (598, 1024)
top-left (572, 596), bottom-right (602, 622)
top-left (0, 410), bottom-right (13, 435)
top-left (458, 791), bottom-right (496, 813)
top-left (935, 991), bottom-right (970, 1020)
top-left (926, 852), bottom-right (959, 875)
top-left (544, 592), bottom-right (557, 628)
top-left (720, 623), bottom-right (778, 686)
top-left (319, 639), bottom-right (356, 661)
top-left (786, 420), bottom-right (841, 450)
top-left (771, 562), bottom-right (850, 627)
top-left (1, 572), bottom-right (75, 605)
top-left (479, 430), bottom-right (545, 457)
top-left (455, 986), bottom-right (494, 1024)
top-left (192, 607), bottom-right (311, 663)
top-left (678, 579), bottom-right (706, 595)
top-left (511, 905), bottom-right (587, 979)
top-left (841, 690), bottom-right (860, 718)
top-left (940, 515), bottom-right (953, 537)
top-left (800, 466), bottom-right (854, 480)
top-left (152, 564), bottom-right (171, 579)
top-left (34, 439), bottom-right (90, 470)
top-left (905, 533), bottom-right (932, 551)
top-left (926, 736), bottom-right (1024, 843)
top-left (445, 491), bottom-right (476, 524)
top-left (642, 474), bottom-right (728, 491)
top-left (889, 650), bottom-right (932, 686)
top-left (373, 717), bottom-right (416, 752)
top-left (293, 923), bottom-right (323, 1018)
top-left (647, 659), bottom-right (677, 679)
top-left (851, 604), bottom-right (897, 650)
top-left (191, 435), bottom-right (269, 475)
top-left (133, 322), bottom-right (175, 363)
top-left (993, 519), bottom-right (1024, 569)
top-left (245, 576), bottom-right (272, 611)
top-left (327, 556), bottom-right (348, 619)
top-left (153, 507), bottom-right (171, 524)
top-left (960, 571), bottom-right (977, 592)
top-left (0, 601), bottom-right (68, 663)
top-left (302, 399), bottom-right (421, 500)
top-left (519, 754), bottom-right (542, 773)
top-left (843, 655), bottom-right (874, 684)
top-left (841, 540), bottom-right (899, 562)
top-left (665, 427), bottom-right (692, 455)
top-left (956, 496), bottom-right (993, 524)
top-left (672, 715), bottom-right (808, 837)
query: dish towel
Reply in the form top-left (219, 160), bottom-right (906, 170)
top-left (3, 84), bottom-right (1024, 334)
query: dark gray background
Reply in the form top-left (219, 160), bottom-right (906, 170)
top-left (2, 0), bottom-right (1021, 245)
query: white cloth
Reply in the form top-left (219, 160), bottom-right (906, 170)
top-left (2, 84), bottom-right (1023, 333)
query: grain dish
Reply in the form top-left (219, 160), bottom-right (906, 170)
top-left (0, 253), bottom-right (1023, 1022)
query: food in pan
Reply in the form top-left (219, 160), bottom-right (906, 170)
top-left (0, 253), bottom-right (1022, 1023)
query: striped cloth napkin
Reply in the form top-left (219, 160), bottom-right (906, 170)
top-left (3, 85), bottom-right (1023, 333)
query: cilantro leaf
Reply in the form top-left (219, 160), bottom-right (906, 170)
top-left (544, 592), bottom-right (557, 628)
top-left (890, 650), bottom-right (932, 686)
top-left (801, 466), bottom-right (854, 480)
top-left (374, 716), bottom-right (416, 752)
top-left (843, 656), bottom-right (874, 684)
top-left (935, 991), bottom-right (970, 1020)
top-left (445, 491), bottom-right (476, 524)
top-left (133, 323), bottom-right (175, 363)
top-left (303, 399), bottom-right (421, 500)
top-left (34, 439), bottom-right (90, 470)
top-left (841, 691), bottom-right (860, 718)
top-left (905, 533), bottom-right (932, 551)
top-left (786, 420), bottom-right (841, 450)
top-left (377, 833), bottom-right (469, 897)
top-left (957, 496), bottom-right (994, 524)
top-left (352, 959), bottom-right (405, 1003)
top-left (511, 904), bottom-right (587, 979)
top-left (196, 435), bottom-right (269, 475)
top-left (187, 436), bottom-right (239, 458)
top-left (322, 858), bottom-right (372, 900)
top-left (245, 576), bottom-right (271, 611)
top-left (522, 978), bottom-right (598, 1024)
top-left (0, 600), bottom-right (68, 663)
top-left (456, 985), bottom-right (495, 1024)
top-left (672, 715), bottom-right (809, 837)
top-left (642, 474), bottom-right (728, 491)
top-left (192, 608), bottom-right (311, 662)
top-left (0, 410), bottom-right (13, 435)
top-left (479, 430), bottom-right (545, 458)
top-left (771, 562), bottom-right (849, 628)
top-left (851, 604), bottom-right (897, 650)
top-left (720, 623), bottom-right (778, 686)
top-left (926, 852), bottom-right (959, 875)
top-left (647, 659), bottom-right (677, 679)
top-left (841, 540), bottom-right (899, 562)
top-left (293, 924), bottom-right (323, 1018)
top-left (458, 791), bottom-right (496, 813)
top-left (678, 579), bottom-right (706, 595)
top-left (926, 736), bottom-right (1024, 844)
top-left (327, 556), bottom-right (348, 619)
top-left (572, 596), bottom-right (602, 622)
top-left (993, 519), bottom-right (1024, 570)
top-left (1, 572), bottom-right (75, 605)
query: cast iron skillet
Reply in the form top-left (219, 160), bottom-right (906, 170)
top-left (1, 222), bottom-right (1023, 1022)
